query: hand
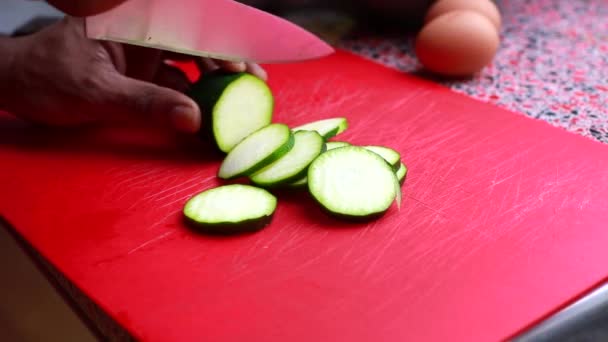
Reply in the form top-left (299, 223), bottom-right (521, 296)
top-left (46, 0), bottom-right (129, 16)
top-left (0, 17), bottom-right (267, 133)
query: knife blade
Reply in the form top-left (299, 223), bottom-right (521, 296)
top-left (85, 0), bottom-right (335, 63)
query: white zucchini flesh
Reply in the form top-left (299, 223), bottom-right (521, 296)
top-left (212, 75), bottom-right (274, 152)
top-left (251, 131), bottom-right (325, 186)
top-left (293, 117), bottom-right (348, 140)
top-left (288, 176), bottom-right (308, 188)
top-left (218, 124), bottom-right (294, 179)
top-left (308, 146), bottom-right (399, 219)
top-left (285, 141), bottom-right (349, 188)
top-left (183, 184), bottom-right (277, 232)
top-left (326, 141), bottom-right (351, 150)
top-left (363, 146), bottom-right (401, 170)
top-left (396, 162), bottom-right (408, 184)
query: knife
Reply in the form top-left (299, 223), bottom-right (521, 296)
top-left (85, 0), bottom-right (335, 63)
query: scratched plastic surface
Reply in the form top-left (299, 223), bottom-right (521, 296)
top-left (1, 51), bottom-right (608, 341)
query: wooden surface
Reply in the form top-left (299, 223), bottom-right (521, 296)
top-left (1, 50), bottom-right (608, 341)
top-left (0, 223), bottom-right (96, 342)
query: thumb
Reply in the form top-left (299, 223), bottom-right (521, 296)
top-left (104, 73), bottom-right (201, 133)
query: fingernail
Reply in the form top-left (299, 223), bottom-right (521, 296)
top-left (170, 105), bottom-right (200, 133)
top-left (248, 63), bottom-right (268, 81)
top-left (232, 62), bottom-right (246, 72)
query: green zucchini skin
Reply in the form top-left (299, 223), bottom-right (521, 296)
top-left (188, 71), bottom-right (243, 147)
top-left (312, 203), bottom-right (390, 222)
top-left (286, 177), bottom-right (308, 189)
top-left (363, 146), bottom-right (401, 171)
top-left (218, 129), bottom-right (295, 180)
top-left (319, 127), bottom-right (339, 140)
top-left (325, 141), bottom-right (351, 150)
top-left (283, 141), bottom-right (327, 183)
top-left (307, 146), bottom-right (398, 221)
top-left (396, 163), bottom-right (408, 185)
top-left (182, 184), bottom-right (277, 234)
top-left (293, 117), bottom-right (348, 140)
top-left (252, 136), bottom-right (327, 188)
top-left (183, 214), bottom-right (274, 235)
top-left (187, 70), bottom-right (274, 152)
top-left (232, 130), bottom-right (295, 179)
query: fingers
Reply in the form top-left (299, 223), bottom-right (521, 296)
top-left (104, 72), bottom-right (201, 133)
top-left (123, 45), bottom-right (163, 81)
top-left (154, 64), bottom-right (191, 93)
top-left (47, 0), bottom-right (128, 16)
top-left (196, 58), bottom-right (220, 73)
top-left (216, 60), bottom-right (246, 72)
top-left (212, 60), bottom-right (267, 80)
top-left (245, 62), bottom-right (268, 81)
top-left (164, 51), bottom-right (268, 81)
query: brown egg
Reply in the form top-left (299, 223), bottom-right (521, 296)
top-left (415, 10), bottom-right (500, 77)
top-left (425, 0), bottom-right (502, 30)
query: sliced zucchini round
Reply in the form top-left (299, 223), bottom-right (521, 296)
top-left (183, 184), bottom-right (277, 233)
top-left (308, 146), bottom-right (399, 220)
top-left (326, 141), bottom-right (351, 150)
top-left (363, 146), bottom-right (401, 171)
top-left (395, 162), bottom-right (408, 185)
top-left (188, 71), bottom-right (273, 153)
top-left (218, 123), bottom-right (294, 179)
top-left (251, 130), bottom-right (326, 187)
top-left (287, 176), bottom-right (308, 188)
top-left (293, 117), bottom-right (348, 140)
top-left (282, 141), bottom-right (348, 189)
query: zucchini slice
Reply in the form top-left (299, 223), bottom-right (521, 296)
top-left (326, 141), bottom-right (351, 150)
top-left (293, 117), bottom-right (348, 140)
top-left (188, 71), bottom-right (273, 153)
top-left (287, 176), bottom-right (308, 188)
top-left (307, 146), bottom-right (399, 220)
top-left (218, 123), bottom-right (294, 179)
top-left (183, 184), bottom-right (276, 233)
top-left (363, 146), bottom-right (401, 171)
top-left (284, 142), bottom-right (349, 188)
top-left (251, 131), bottom-right (326, 187)
top-left (395, 162), bottom-right (408, 185)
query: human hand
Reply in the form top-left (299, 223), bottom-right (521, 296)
top-left (0, 17), bottom-right (267, 133)
top-left (46, 0), bottom-right (130, 16)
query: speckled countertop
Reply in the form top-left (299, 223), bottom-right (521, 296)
top-left (340, 0), bottom-right (608, 143)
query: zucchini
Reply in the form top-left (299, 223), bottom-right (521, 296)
top-left (188, 71), bottom-right (273, 153)
top-left (284, 142), bottom-right (349, 188)
top-left (326, 141), bottom-right (350, 150)
top-left (307, 146), bottom-right (399, 220)
top-left (363, 146), bottom-right (401, 171)
top-left (287, 176), bottom-right (308, 188)
top-left (395, 162), bottom-right (408, 185)
top-left (251, 131), bottom-right (326, 187)
top-left (218, 123), bottom-right (294, 179)
top-left (183, 184), bottom-right (276, 233)
top-left (293, 117), bottom-right (348, 140)
top-left (179, 77), bottom-right (408, 229)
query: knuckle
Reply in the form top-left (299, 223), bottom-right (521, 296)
top-left (122, 86), bottom-right (156, 116)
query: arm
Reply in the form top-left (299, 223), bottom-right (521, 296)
top-left (46, 0), bottom-right (128, 16)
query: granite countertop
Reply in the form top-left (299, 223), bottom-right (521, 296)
top-left (338, 0), bottom-right (608, 143)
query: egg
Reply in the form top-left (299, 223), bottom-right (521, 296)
top-left (415, 10), bottom-right (499, 77)
top-left (425, 0), bottom-right (502, 30)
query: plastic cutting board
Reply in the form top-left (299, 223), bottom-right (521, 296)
top-left (1, 50), bottom-right (608, 341)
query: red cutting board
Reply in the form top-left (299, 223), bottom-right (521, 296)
top-left (2, 50), bottom-right (608, 341)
